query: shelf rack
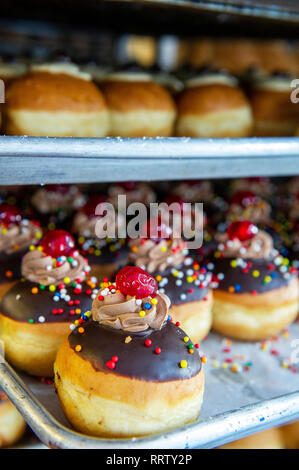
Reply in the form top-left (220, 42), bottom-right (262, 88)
top-left (0, 136), bottom-right (299, 184)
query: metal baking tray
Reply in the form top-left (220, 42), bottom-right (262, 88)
top-left (0, 136), bottom-right (299, 184)
top-left (1, 324), bottom-right (299, 448)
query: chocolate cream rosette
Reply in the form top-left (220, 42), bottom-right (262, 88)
top-left (54, 266), bottom-right (204, 438)
top-left (0, 230), bottom-right (99, 376)
top-left (72, 194), bottom-right (128, 279)
top-left (0, 203), bottom-right (42, 295)
top-left (31, 184), bottom-right (86, 231)
top-left (211, 220), bottom-right (298, 340)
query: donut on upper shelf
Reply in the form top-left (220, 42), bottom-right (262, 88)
top-left (249, 72), bottom-right (299, 137)
top-left (54, 266), bottom-right (204, 438)
top-left (3, 62), bottom-right (110, 137)
top-left (175, 68), bottom-right (253, 138)
top-left (97, 66), bottom-right (177, 137)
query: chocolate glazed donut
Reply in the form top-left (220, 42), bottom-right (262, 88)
top-left (54, 269), bottom-right (205, 438)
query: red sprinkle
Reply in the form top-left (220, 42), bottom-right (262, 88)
top-left (106, 360), bottom-right (116, 370)
top-left (155, 347), bottom-right (161, 355)
top-left (145, 339), bottom-right (152, 347)
top-left (112, 355), bottom-right (119, 363)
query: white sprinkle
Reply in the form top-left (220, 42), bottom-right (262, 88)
top-left (38, 316), bottom-right (45, 323)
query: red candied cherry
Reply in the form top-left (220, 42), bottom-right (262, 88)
top-left (116, 266), bottom-right (158, 299)
top-left (141, 216), bottom-right (172, 243)
top-left (45, 184), bottom-right (70, 194)
top-left (230, 191), bottom-right (257, 208)
top-left (83, 195), bottom-right (106, 218)
top-left (227, 220), bottom-right (258, 242)
top-left (164, 195), bottom-right (185, 214)
top-left (0, 203), bottom-right (22, 227)
top-left (41, 230), bottom-right (75, 258)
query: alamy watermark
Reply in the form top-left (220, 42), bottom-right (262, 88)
top-left (0, 339), bottom-right (4, 364)
top-left (93, 195), bottom-right (204, 249)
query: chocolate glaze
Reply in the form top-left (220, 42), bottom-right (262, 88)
top-left (69, 320), bottom-right (202, 382)
top-left (0, 251), bottom-right (24, 284)
top-left (155, 265), bottom-right (210, 306)
top-left (0, 280), bottom-right (94, 323)
top-left (213, 257), bottom-right (295, 294)
top-left (79, 239), bottom-right (129, 267)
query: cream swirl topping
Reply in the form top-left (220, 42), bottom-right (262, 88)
top-left (32, 186), bottom-right (86, 214)
top-left (129, 238), bottom-right (188, 273)
top-left (228, 200), bottom-right (271, 225)
top-left (72, 210), bottom-right (126, 238)
top-left (107, 183), bottom-right (156, 206)
top-left (21, 249), bottom-right (89, 286)
top-left (216, 230), bottom-right (275, 259)
top-left (0, 221), bottom-right (42, 255)
top-left (91, 288), bottom-right (170, 332)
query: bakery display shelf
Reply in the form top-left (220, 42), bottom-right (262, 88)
top-left (1, 325), bottom-right (299, 449)
top-left (0, 136), bottom-right (299, 184)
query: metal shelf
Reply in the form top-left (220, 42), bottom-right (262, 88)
top-left (0, 136), bottom-right (299, 184)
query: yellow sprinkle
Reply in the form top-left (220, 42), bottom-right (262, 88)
top-left (75, 309), bottom-right (81, 314)
top-left (75, 345), bottom-right (82, 352)
top-left (29, 245), bottom-right (35, 251)
top-left (252, 270), bottom-right (260, 277)
top-left (78, 237), bottom-right (85, 244)
top-left (230, 260), bottom-right (237, 268)
top-left (2, 228), bottom-right (7, 234)
top-left (139, 310), bottom-right (146, 317)
top-left (35, 232), bottom-right (42, 239)
top-left (180, 360), bottom-right (187, 368)
top-left (183, 336), bottom-right (189, 343)
top-left (48, 222), bottom-right (55, 230)
top-left (160, 246), bottom-right (167, 252)
top-left (109, 245), bottom-right (116, 252)
top-left (222, 362), bottom-right (228, 369)
top-left (49, 285), bottom-right (56, 292)
top-left (264, 275), bottom-right (271, 283)
top-left (37, 246), bottom-right (43, 252)
top-left (151, 298), bottom-right (158, 305)
top-left (201, 356), bottom-right (207, 363)
top-left (125, 336), bottom-right (132, 343)
top-left (212, 361), bottom-right (219, 368)
top-left (64, 277), bottom-right (70, 284)
top-left (214, 251), bottom-right (221, 258)
top-left (95, 250), bottom-right (101, 256)
top-left (84, 311), bottom-right (91, 317)
top-left (74, 320), bottom-right (79, 326)
top-left (188, 349), bottom-right (194, 354)
top-left (186, 276), bottom-right (193, 283)
top-left (155, 275), bottom-right (162, 282)
top-left (172, 270), bottom-right (179, 277)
